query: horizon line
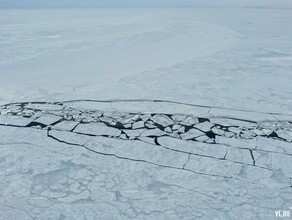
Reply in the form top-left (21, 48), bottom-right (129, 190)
top-left (0, 5), bottom-right (291, 9)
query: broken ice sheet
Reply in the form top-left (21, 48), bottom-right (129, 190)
top-left (1, 99), bottom-right (292, 220)
top-left (0, 114), bottom-right (34, 126)
top-left (73, 123), bottom-right (121, 137)
top-left (151, 114), bottom-right (174, 127)
top-left (157, 136), bottom-right (227, 158)
top-left (34, 114), bottom-right (62, 126)
top-left (52, 120), bottom-right (79, 131)
top-left (180, 128), bottom-right (205, 140)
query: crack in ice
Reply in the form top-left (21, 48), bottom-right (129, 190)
top-left (1, 99), bottom-right (292, 188)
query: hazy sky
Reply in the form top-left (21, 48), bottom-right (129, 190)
top-left (0, 0), bottom-right (292, 8)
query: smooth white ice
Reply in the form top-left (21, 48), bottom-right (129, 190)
top-left (0, 8), bottom-right (291, 113)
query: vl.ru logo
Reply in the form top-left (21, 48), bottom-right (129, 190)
top-left (275, 207), bottom-right (292, 218)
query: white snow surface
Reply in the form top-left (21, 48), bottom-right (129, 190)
top-left (0, 8), bottom-right (292, 220)
top-left (0, 8), bottom-right (291, 113)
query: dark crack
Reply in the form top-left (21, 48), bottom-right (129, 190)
top-left (1, 100), bottom-right (291, 143)
top-left (1, 99), bottom-right (292, 188)
top-left (47, 130), bottom-right (234, 180)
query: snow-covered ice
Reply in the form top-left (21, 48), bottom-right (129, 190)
top-left (0, 8), bottom-right (292, 220)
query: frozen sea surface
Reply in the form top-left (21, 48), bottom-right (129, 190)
top-left (0, 8), bottom-right (291, 113)
top-left (0, 8), bottom-right (292, 220)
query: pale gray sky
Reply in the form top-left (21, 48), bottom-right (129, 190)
top-left (0, 0), bottom-right (291, 8)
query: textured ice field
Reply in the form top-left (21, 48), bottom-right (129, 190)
top-left (0, 8), bottom-right (292, 113)
top-left (0, 8), bottom-right (292, 220)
